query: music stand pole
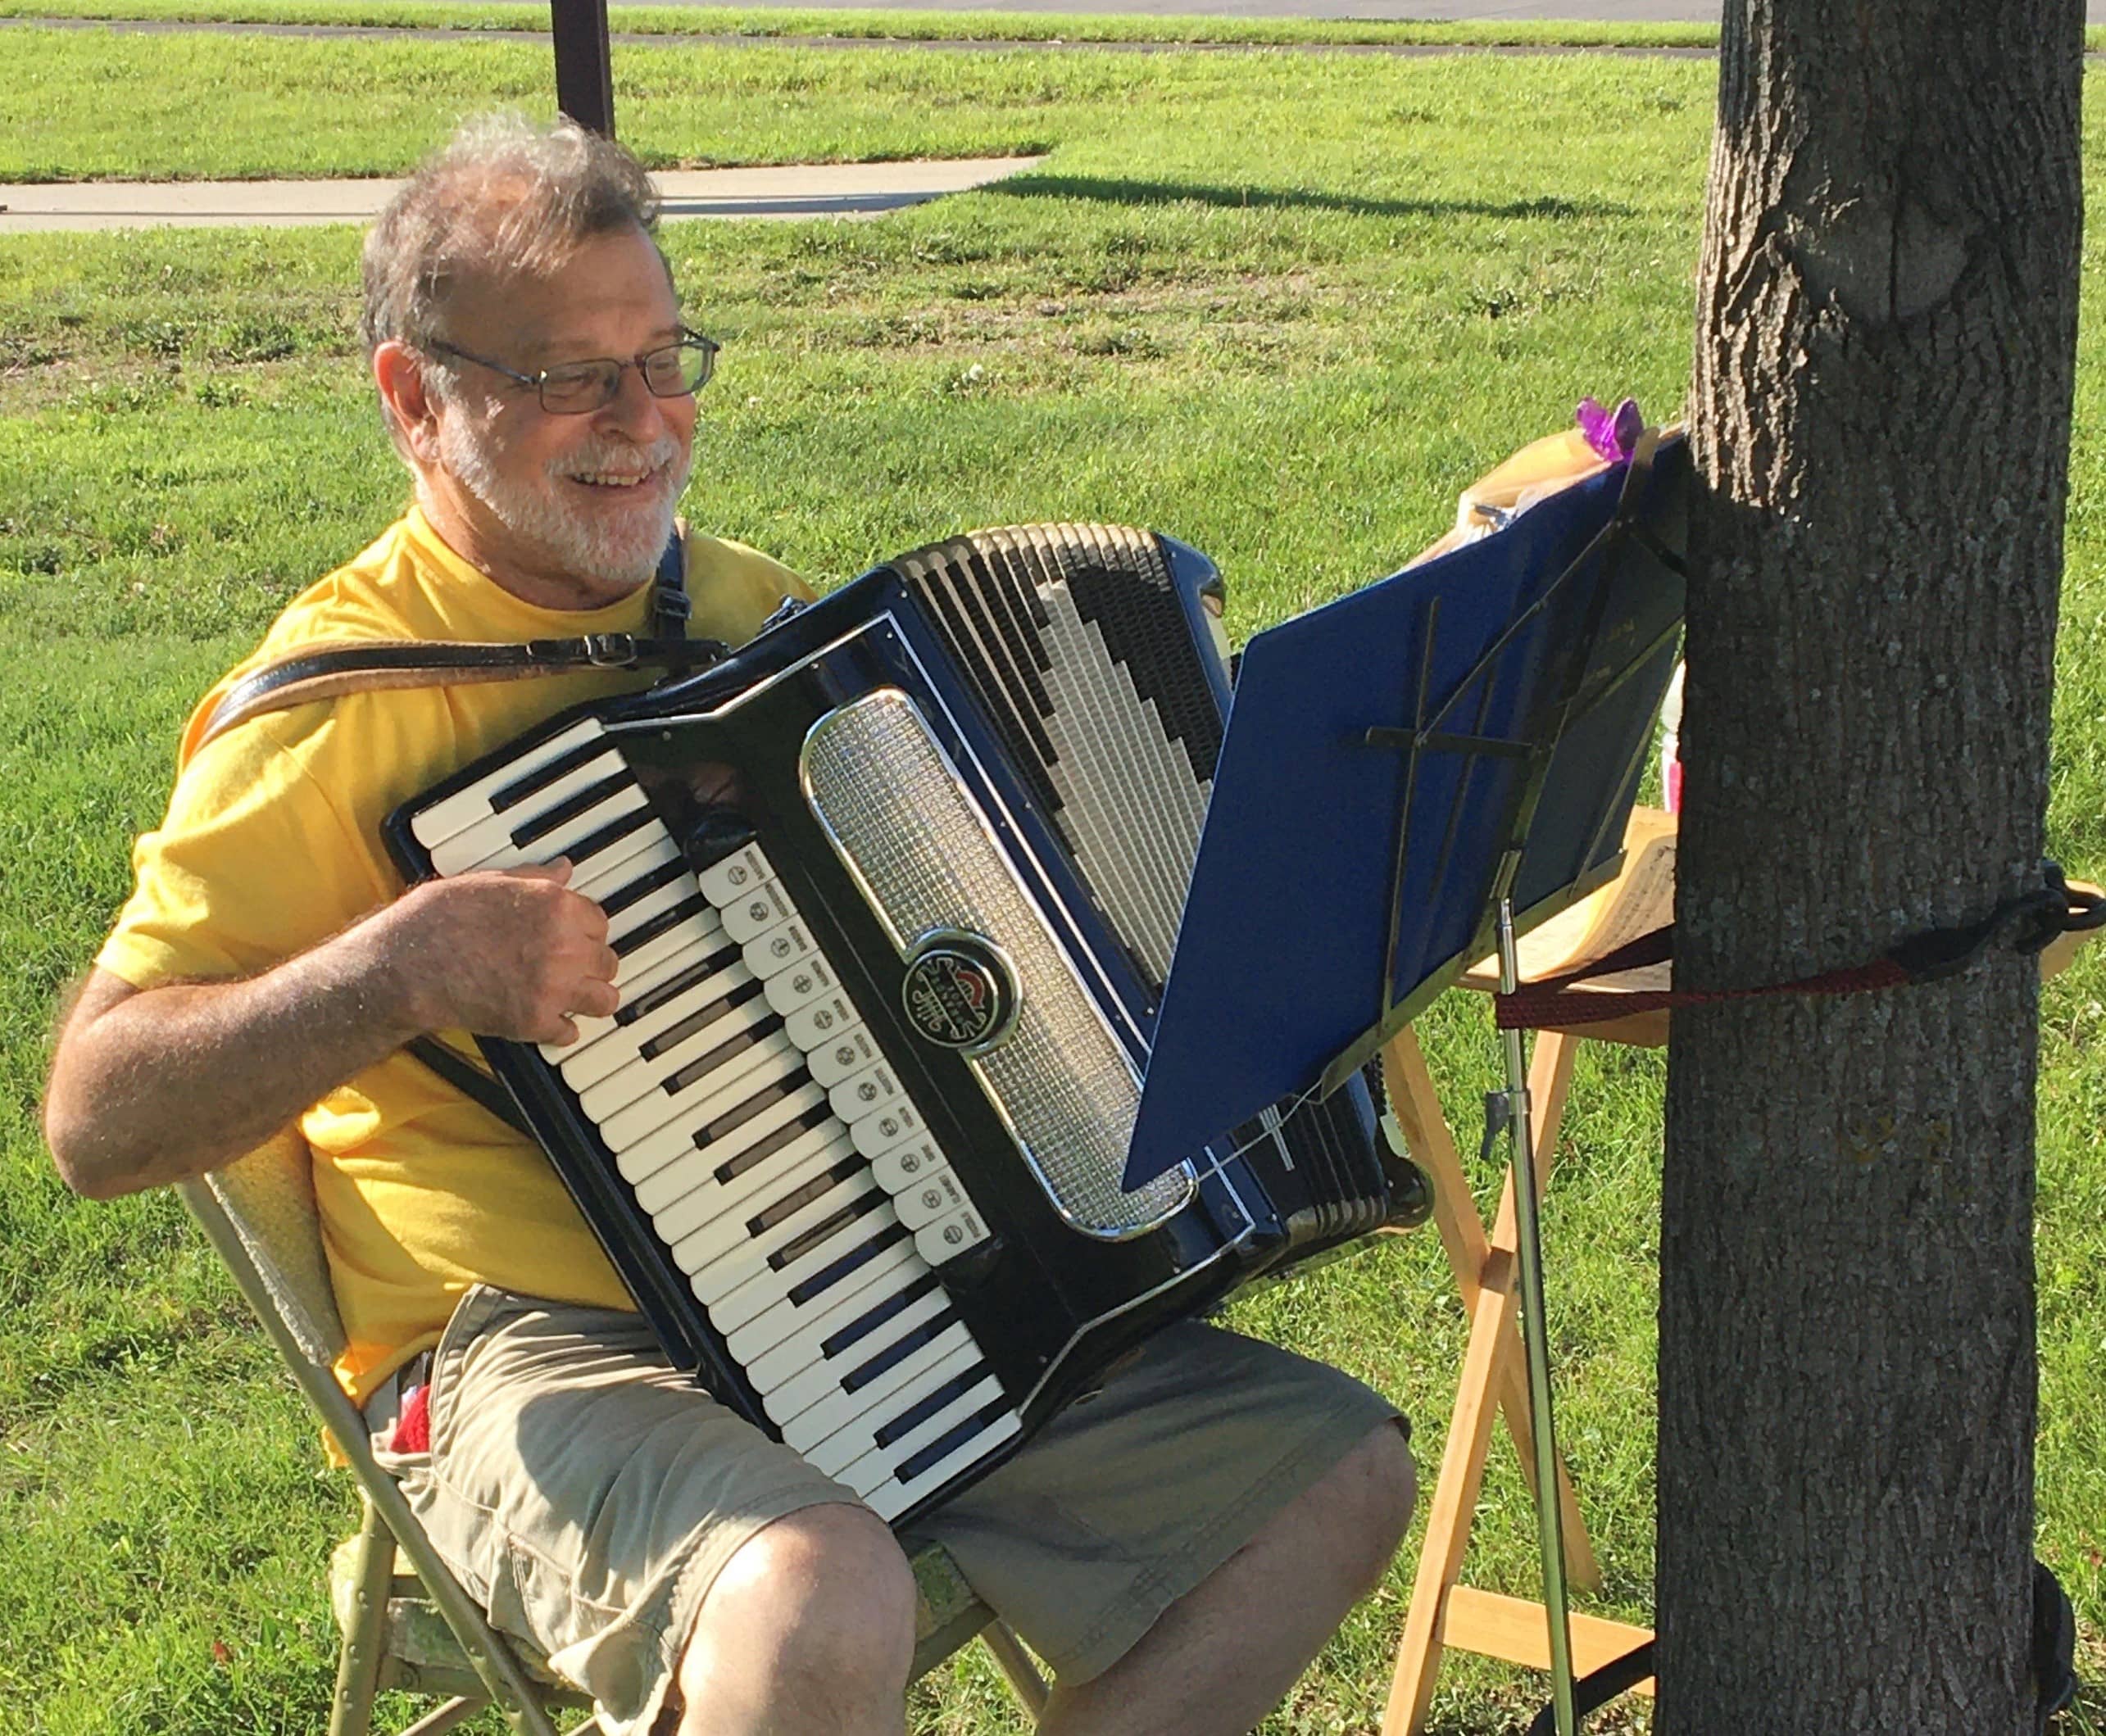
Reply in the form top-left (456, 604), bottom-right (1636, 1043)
top-left (1495, 874), bottom-right (1578, 1736)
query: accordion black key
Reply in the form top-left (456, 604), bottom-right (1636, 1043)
top-left (388, 523), bottom-right (1403, 1525)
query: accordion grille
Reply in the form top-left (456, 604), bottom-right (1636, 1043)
top-left (888, 524), bottom-right (1222, 990)
top-left (803, 687), bottom-right (1192, 1238)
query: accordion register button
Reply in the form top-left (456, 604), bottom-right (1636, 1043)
top-left (719, 879), bottom-right (794, 946)
top-left (782, 1325), bottom-right (978, 1461)
top-left (697, 844), bottom-right (773, 907)
top-left (869, 1136), bottom-right (950, 1194)
top-left (828, 1061), bottom-right (902, 1122)
top-left (411, 716), bottom-right (605, 847)
top-left (783, 990), bottom-right (862, 1053)
top-left (806, 1027), bottom-right (879, 1090)
top-left (792, 1329), bottom-right (981, 1467)
top-left (756, 1285), bottom-right (953, 1426)
top-left (850, 1100), bottom-right (926, 1159)
top-left (742, 919), bottom-right (818, 980)
top-left (719, 1225), bottom-right (917, 1360)
top-left (763, 956), bottom-right (839, 1018)
top-left (915, 1203), bottom-right (992, 1266)
top-left (892, 1169), bottom-right (969, 1231)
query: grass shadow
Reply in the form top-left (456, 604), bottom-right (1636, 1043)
top-left (988, 174), bottom-right (1636, 222)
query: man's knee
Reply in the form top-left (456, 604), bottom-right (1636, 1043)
top-left (683, 1503), bottom-right (919, 1704)
top-left (1324, 1421), bottom-right (1417, 1592)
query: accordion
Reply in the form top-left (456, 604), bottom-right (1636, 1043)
top-left (388, 524), bottom-right (1408, 1525)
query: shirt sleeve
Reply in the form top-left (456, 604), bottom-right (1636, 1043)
top-left (96, 711), bottom-right (393, 992)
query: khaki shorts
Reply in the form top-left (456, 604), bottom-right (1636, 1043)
top-left (374, 1285), bottom-right (1403, 1735)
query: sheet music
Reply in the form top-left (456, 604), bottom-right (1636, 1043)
top-left (1463, 809), bottom-right (1677, 994)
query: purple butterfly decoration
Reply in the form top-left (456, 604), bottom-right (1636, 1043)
top-left (1576, 396), bottom-right (1645, 462)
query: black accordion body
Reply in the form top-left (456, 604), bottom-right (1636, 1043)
top-left (388, 524), bottom-right (1400, 1525)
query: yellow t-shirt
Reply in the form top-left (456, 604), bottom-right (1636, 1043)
top-left (97, 506), bottom-right (812, 1400)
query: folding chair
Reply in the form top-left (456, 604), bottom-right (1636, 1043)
top-left (179, 1130), bottom-right (1049, 1736)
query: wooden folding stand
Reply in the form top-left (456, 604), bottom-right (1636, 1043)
top-left (1374, 809), bottom-right (2102, 1734)
top-left (1375, 813), bottom-right (1677, 1736)
top-left (1378, 1021), bottom-right (1655, 1734)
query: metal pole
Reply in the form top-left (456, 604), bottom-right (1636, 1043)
top-left (1497, 890), bottom-right (1578, 1736)
top-left (551, 0), bottom-right (615, 138)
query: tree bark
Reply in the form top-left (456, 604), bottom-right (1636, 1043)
top-left (1659, 2), bottom-right (2081, 1729)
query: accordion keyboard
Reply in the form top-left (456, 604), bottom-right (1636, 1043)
top-left (410, 713), bottom-right (1025, 1521)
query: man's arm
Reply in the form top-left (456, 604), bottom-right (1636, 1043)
top-left (43, 862), bottom-right (619, 1200)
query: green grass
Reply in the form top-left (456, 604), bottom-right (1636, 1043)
top-left (0, 0), bottom-right (1728, 49)
top-left (0, 21), bottom-right (1724, 183)
top-left (3, 34), bottom-right (2104, 1736)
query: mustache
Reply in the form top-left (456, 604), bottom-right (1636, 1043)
top-left (548, 435), bottom-right (685, 481)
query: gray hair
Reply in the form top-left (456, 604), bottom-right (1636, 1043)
top-left (361, 112), bottom-right (665, 360)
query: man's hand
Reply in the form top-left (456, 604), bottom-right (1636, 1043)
top-left (388, 859), bottom-right (621, 1047)
top-left (43, 861), bottom-right (620, 1199)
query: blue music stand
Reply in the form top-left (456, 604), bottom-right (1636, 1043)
top-left (1126, 433), bottom-right (1688, 1189)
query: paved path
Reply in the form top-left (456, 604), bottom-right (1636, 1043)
top-left (0, 157), bottom-right (1046, 232)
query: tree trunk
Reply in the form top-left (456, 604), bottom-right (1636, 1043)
top-left (1659, 2), bottom-right (2081, 1730)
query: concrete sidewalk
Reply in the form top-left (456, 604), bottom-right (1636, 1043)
top-left (0, 156), bottom-right (1045, 233)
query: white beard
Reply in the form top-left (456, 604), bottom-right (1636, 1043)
top-left (438, 411), bottom-right (692, 592)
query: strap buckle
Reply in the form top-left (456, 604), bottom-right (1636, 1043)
top-left (583, 632), bottom-right (639, 668)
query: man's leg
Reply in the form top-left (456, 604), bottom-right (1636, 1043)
top-left (669, 1502), bottom-right (919, 1736)
top-left (1037, 1421), bottom-right (1414, 1736)
top-left (379, 1290), bottom-right (918, 1736)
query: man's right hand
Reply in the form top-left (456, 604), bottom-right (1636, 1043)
top-left (43, 861), bottom-right (621, 1199)
top-left (386, 859), bottom-right (621, 1048)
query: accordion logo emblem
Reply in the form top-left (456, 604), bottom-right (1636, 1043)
top-left (901, 931), bottom-right (1020, 1057)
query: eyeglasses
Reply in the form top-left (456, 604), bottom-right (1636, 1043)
top-left (425, 329), bottom-right (719, 415)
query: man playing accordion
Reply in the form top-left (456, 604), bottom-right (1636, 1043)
top-left (43, 115), bottom-right (1413, 1736)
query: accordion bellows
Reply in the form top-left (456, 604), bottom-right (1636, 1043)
top-left (890, 524), bottom-right (1223, 989)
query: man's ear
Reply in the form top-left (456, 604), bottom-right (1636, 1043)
top-left (373, 340), bottom-right (442, 465)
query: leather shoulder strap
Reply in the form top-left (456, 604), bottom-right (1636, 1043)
top-left (651, 524), bottom-right (691, 637)
top-left (406, 1035), bottom-right (534, 1139)
top-left (189, 527), bottom-right (722, 757)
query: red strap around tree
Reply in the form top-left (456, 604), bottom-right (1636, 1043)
top-left (1492, 864), bottom-right (2104, 1032)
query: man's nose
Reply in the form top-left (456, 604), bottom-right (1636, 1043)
top-left (593, 361), bottom-right (674, 440)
